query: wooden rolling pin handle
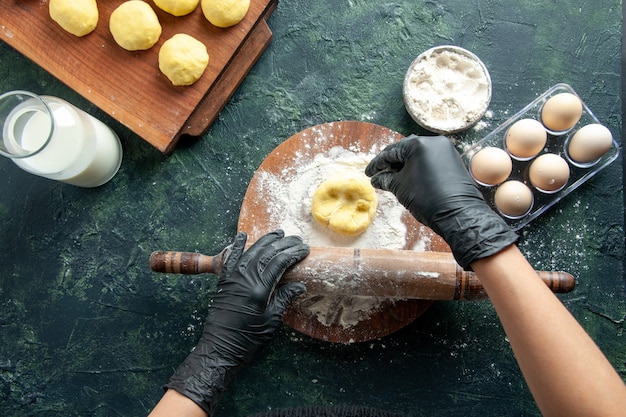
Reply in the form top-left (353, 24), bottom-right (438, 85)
top-left (150, 249), bottom-right (227, 276)
top-left (149, 248), bottom-right (575, 301)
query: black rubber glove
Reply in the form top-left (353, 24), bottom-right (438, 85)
top-left (165, 230), bottom-right (309, 415)
top-left (365, 134), bottom-right (518, 270)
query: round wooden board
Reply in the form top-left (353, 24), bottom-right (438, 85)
top-left (238, 121), bottom-right (451, 343)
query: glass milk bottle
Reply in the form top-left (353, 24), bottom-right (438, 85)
top-left (0, 91), bottom-right (122, 187)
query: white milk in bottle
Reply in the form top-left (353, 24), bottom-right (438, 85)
top-left (2, 93), bottom-right (122, 187)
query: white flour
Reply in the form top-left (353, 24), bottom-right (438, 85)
top-left (252, 144), bottom-right (409, 328)
top-left (404, 47), bottom-right (491, 132)
top-left (256, 146), bottom-right (407, 249)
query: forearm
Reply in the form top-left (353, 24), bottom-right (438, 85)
top-left (472, 245), bottom-right (626, 417)
top-left (149, 389), bottom-right (207, 417)
top-left (147, 231), bottom-right (309, 417)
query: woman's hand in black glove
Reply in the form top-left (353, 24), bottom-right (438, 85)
top-left (365, 134), bottom-right (518, 269)
top-left (165, 230), bottom-right (309, 415)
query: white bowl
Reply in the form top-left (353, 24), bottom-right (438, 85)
top-left (403, 45), bottom-right (492, 134)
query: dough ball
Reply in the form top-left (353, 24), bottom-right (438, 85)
top-left (311, 177), bottom-right (378, 236)
top-left (201, 0), bottom-right (250, 28)
top-left (159, 34), bottom-right (209, 86)
top-left (49, 0), bottom-right (98, 37)
top-left (153, 0), bottom-right (200, 16)
top-left (109, 1), bottom-right (162, 51)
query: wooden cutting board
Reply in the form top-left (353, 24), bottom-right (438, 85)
top-left (0, 0), bottom-right (276, 154)
top-left (238, 121), bottom-right (452, 343)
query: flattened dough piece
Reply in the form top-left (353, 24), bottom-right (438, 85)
top-left (109, 1), bottom-right (162, 51)
top-left (49, 0), bottom-right (98, 37)
top-left (159, 34), bottom-right (209, 86)
top-left (312, 177), bottom-right (378, 236)
top-left (201, 0), bottom-right (250, 28)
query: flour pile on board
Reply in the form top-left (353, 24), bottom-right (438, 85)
top-left (254, 143), bottom-right (409, 328)
top-left (256, 145), bottom-right (407, 249)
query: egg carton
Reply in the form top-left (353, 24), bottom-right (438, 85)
top-left (460, 83), bottom-right (620, 231)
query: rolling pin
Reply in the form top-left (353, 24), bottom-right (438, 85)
top-left (150, 246), bottom-right (575, 301)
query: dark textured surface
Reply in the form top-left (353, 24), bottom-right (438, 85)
top-left (0, 1), bottom-right (623, 416)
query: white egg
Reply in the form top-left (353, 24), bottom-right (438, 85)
top-left (567, 124), bottom-right (613, 165)
top-left (470, 147), bottom-right (512, 185)
top-left (528, 153), bottom-right (570, 193)
top-left (540, 92), bottom-right (583, 132)
top-left (494, 180), bottom-right (534, 218)
top-left (505, 118), bottom-right (547, 159)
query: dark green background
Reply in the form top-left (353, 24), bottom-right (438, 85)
top-left (0, 1), bottom-right (623, 416)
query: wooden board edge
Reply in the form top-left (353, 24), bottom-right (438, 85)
top-left (163, 20), bottom-right (273, 154)
top-left (163, 1), bottom-right (278, 154)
